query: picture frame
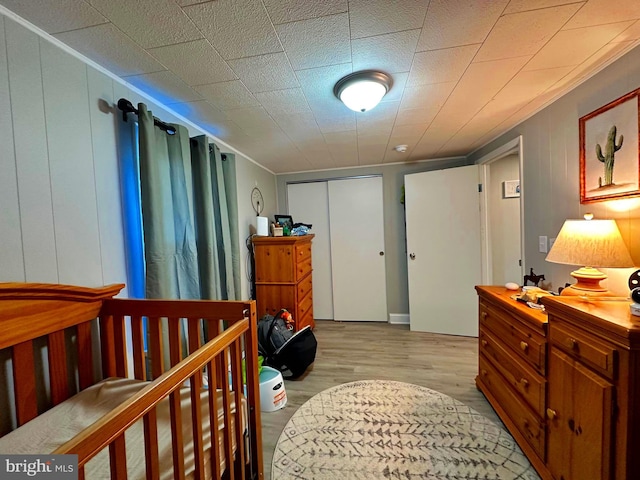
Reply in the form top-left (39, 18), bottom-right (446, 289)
top-left (503, 180), bottom-right (520, 198)
top-left (579, 88), bottom-right (640, 204)
top-left (274, 214), bottom-right (293, 231)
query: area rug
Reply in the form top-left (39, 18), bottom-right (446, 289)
top-left (272, 380), bottom-right (540, 479)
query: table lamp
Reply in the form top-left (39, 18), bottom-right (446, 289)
top-left (545, 214), bottom-right (634, 296)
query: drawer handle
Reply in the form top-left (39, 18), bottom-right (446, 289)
top-left (566, 337), bottom-right (578, 350)
top-left (519, 378), bottom-right (529, 390)
top-left (520, 341), bottom-right (529, 352)
top-left (481, 312), bottom-right (488, 320)
top-left (481, 339), bottom-right (488, 347)
top-left (481, 369), bottom-right (488, 377)
top-left (546, 408), bottom-right (557, 420)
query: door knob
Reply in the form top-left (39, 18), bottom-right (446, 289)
top-left (409, 253), bottom-right (416, 260)
top-left (379, 251), bottom-right (384, 256)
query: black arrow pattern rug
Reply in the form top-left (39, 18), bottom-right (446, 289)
top-left (272, 380), bottom-right (540, 479)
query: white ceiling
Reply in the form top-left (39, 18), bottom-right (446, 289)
top-left (2, 0), bottom-right (640, 174)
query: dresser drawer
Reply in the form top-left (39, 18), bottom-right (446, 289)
top-left (296, 257), bottom-right (312, 282)
top-left (296, 291), bottom-right (313, 322)
top-left (480, 301), bottom-right (546, 373)
top-left (480, 328), bottom-right (546, 417)
top-left (295, 242), bottom-right (312, 263)
top-left (550, 321), bottom-right (617, 380)
top-left (297, 271), bottom-right (313, 301)
top-left (479, 354), bottom-right (545, 460)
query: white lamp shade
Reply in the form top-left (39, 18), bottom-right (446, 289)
top-left (338, 79), bottom-right (388, 112)
top-left (545, 219), bottom-right (634, 268)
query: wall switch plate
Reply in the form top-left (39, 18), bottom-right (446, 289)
top-left (549, 237), bottom-right (556, 250)
top-left (539, 235), bottom-right (548, 253)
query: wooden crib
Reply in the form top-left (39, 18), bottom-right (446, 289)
top-left (0, 282), bottom-right (263, 480)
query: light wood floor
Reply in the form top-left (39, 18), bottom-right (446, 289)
top-left (260, 320), bottom-right (500, 480)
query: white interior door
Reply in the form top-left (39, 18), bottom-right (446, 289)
top-left (405, 165), bottom-right (481, 336)
top-left (328, 176), bottom-right (387, 322)
top-left (287, 182), bottom-right (334, 320)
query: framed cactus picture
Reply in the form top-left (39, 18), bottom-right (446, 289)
top-left (580, 87), bottom-right (640, 203)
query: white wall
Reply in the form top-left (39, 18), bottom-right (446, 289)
top-left (0, 13), bottom-right (275, 300)
top-left (471, 44), bottom-right (640, 295)
top-left (488, 154), bottom-right (521, 285)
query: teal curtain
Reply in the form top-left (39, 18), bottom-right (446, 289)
top-left (138, 103), bottom-right (200, 300)
top-left (137, 104), bottom-right (241, 305)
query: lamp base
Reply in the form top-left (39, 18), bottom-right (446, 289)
top-left (560, 266), bottom-right (613, 296)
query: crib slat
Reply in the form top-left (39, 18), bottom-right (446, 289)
top-left (207, 359), bottom-right (222, 480)
top-left (100, 314), bottom-right (117, 377)
top-left (78, 465), bottom-right (85, 480)
top-left (131, 315), bottom-right (146, 381)
top-left (143, 408), bottom-right (160, 480)
top-left (243, 303), bottom-right (264, 478)
top-left (112, 314), bottom-right (127, 377)
top-left (76, 322), bottom-right (94, 390)
top-left (188, 318), bottom-right (201, 354)
top-left (168, 317), bottom-right (182, 368)
top-left (109, 434), bottom-right (127, 479)
top-left (169, 390), bottom-right (186, 480)
top-left (48, 329), bottom-right (70, 405)
top-left (190, 370), bottom-right (206, 480)
top-left (221, 349), bottom-right (235, 480)
top-left (231, 341), bottom-right (246, 479)
top-left (12, 341), bottom-right (38, 426)
top-left (148, 316), bottom-right (164, 379)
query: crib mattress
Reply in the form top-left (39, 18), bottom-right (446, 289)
top-left (0, 377), bottom-right (246, 479)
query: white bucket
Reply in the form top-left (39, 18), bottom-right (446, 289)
top-left (259, 366), bottom-right (287, 412)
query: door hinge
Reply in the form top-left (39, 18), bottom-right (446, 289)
top-left (478, 183), bottom-right (483, 192)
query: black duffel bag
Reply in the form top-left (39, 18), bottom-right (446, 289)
top-left (258, 310), bottom-right (317, 379)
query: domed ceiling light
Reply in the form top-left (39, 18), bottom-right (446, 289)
top-left (333, 71), bottom-right (393, 113)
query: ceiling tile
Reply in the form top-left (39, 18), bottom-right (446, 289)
top-left (295, 63), bottom-right (353, 117)
top-left (407, 44), bottom-right (480, 86)
top-left (559, 39), bottom-right (637, 86)
top-left (263, 0), bottom-right (347, 25)
top-left (395, 108), bottom-right (438, 127)
top-left (272, 112), bottom-right (323, 143)
top-left (428, 56), bottom-right (531, 135)
top-left (148, 40), bottom-right (236, 86)
top-left (194, 80), bottom-right (260, 111)
top-left (356, 101), bottom-right (399, 129)
top-left (495, 66), bottom-right (574, 105)
top-left (417, 0), bottom-right (507, 51)
top-left (613, 20), bottom-right (640, 42)
top-left (399, 81), bottom-right (456, 111)
top-left (383, 124), bottom-right (428, 162)
top-left (87, 0), bottom-right (201, 48)
top-left (124, 70), bottom-right (202, 105)
top-left (381, 72), bottom-right (408, 103)
top-left (524, 21), bottom-right (634, 71)
top-left (349, 0), bottom-right (429, 39)
top-left (475, 3), bottom-right (582, 62)
top-left (54, 23), bottom-right (165, 77)
top-left (276, 13), bottom-right (350, 70)
top-left (0, 0), bottom-right (107, 34)
top-left (564, 0), bottom-right (640, 30)
top-left (183, 0), bottom-right (282, 60)
top-left (225, 106), bottom-right (282, 136)
top-left (315, 113), bottom-right (356, 133)
top-left (358, 136), bottom-right (387, 165)
top-left (352, 29), bottom-right (420, 73)
top-left (504, 0), bottom-right (584, 14)
top-left (228, 52), bottom-right (299, 93)
top-left (170, 100), bottom-right (233, 138)
top-left (255, 88), bottom-right (311, 116)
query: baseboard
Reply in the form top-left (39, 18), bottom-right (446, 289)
top-left (388, 313), bottom-right (410, 325)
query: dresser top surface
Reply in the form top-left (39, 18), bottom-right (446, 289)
top-left (475, 285), bottom-right (548, 327)
top-left (252, 234), bottom-right (314, 245)
top-left (541, 295), bottom-right (640, 342)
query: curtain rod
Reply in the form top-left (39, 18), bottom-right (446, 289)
top-left (117, 98), bottom-right (176, 135)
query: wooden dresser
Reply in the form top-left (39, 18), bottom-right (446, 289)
top-left (476, 286), bottom-right (640, 480)
top-left (475, 286), bottom-right (549, 475)
top-left (252, 234), bottom-right (314, 331)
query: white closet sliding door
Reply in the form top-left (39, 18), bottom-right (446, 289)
top-left (287, 182), bottom-right (333, 320)
top-left (328, 177), bottom-right (387, 322)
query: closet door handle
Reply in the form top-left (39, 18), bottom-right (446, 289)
top-left (409, 253), bottom-right (416, 260)
top-left (379, 251), bottom-right (384, 256)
